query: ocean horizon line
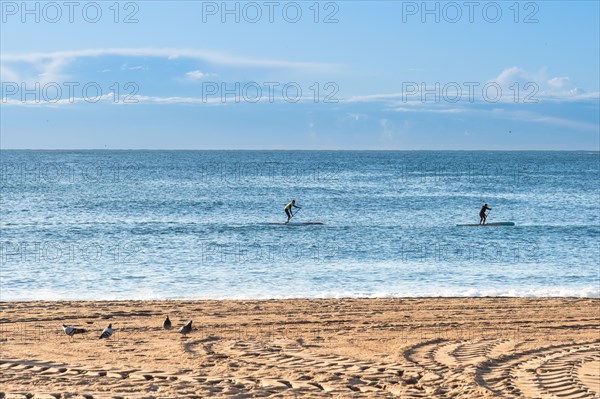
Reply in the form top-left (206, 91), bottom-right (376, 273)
top-left (2, 149), bottom-right (599, 152)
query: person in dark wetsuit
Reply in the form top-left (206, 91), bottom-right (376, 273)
top-left (284, 200), bottom-right (301, 223)
top-left (479, 203), bottom-right (492, 225)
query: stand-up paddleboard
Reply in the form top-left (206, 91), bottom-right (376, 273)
top-left (261, 222), bottom-right (324, 226)
top-left (456, 222), bottom-right (515, 226)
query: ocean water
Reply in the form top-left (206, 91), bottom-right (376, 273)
top-left (1, 150), bottom-right (598, 300)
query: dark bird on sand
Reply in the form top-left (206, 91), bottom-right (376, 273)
top-left (163, 315), bottom-right (172, 329)
top-left (178, 320), bottom-right (192, 335)
top-left (99, 323), bottom-right (113, 339)
top-left (62, 325), bottom-right (86, 338)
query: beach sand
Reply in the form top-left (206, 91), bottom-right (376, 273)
top-left (0, 298), bottom-right (598, 398)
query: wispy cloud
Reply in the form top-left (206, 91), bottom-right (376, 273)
top-left (2, 48), bottom-right (338, 71)
top-left (1, 94), bottom-right (224, 107)
top-left (1, 48), bottom-right (339, 100)
top-left (1, 92), bottom-right (116, 107)
top-left (185, 70), bottom-right (211, 81)
top-left (493, 66), bottom-right (533, 87)
top-left (503, 110), bottom-right (599, 132)
top-left (2, 92), bottom-right (329, 107)
top-left (391, 106), bottom-right (468, 114)
top-left (491, 67), bottom-right (597, 100)
top-left (345, 66), bottom-right (598, 105)
top-left (548, 76), bottom-right (569, 88)
top-left (121, 64), bottom-right (144, 71)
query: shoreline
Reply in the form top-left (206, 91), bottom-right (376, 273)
top-left (1, 297), bottom-right (599, 398)
top-left (2, 294), bottom-right (599, 301)
top-left (2, 291), bottom-right (599, 302)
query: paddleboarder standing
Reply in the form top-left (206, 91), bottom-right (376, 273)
top-left (284, 200), bottom-right (301, 224)
top-left (479, 203), bottom-right (492, 225)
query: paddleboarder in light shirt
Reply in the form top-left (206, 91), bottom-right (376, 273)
top-left (284, 200), bottom-right (301, 224)
top-left (479, 203), bottom-right (492, 225)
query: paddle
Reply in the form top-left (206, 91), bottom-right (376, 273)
top-left (291, 207), bottom-right (302, 220)
top-left (484, 208), bottom-right (491, 224)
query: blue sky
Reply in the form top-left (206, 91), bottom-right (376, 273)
top-left (1, 0), bottom-right (598, 149)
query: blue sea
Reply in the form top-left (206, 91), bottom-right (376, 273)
top-left (1, 150), bottom-right (598, 300)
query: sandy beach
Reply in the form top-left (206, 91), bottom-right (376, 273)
top-left (0, 298), bottom-right (598, 398)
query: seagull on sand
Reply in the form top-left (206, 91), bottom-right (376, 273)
top-left (178, 320), bottom-right (192, 335)
top-left (62, 325), bottom-right (86, 339)
top-left (99, 323), bottom-right (113, 339)
top-left (163, 315), bottom-right (172, 329)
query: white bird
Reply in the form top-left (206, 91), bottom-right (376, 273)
top-left (99, 323), bottom-right (113, 339)
top-left (62, 324), bottom-right (86, 338)
top-left (178, 320), bottom-right (192, 335)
